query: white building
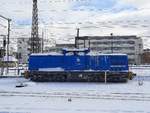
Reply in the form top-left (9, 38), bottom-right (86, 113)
top-left (76, 35), bottom-right (143, 64)
top-left (17, 37), bottom-right (47, 64)
top-left (17, 38), bottom-right (30, 64)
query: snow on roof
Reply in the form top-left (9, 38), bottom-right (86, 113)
top-left (31, 52), bottom-right (127, 56)
top-left (87, 52), bottom-right (127, 56)
top-left (2, 56), bottom-right (18, 62)
top-left (31, 52), bottom-right (63, 56)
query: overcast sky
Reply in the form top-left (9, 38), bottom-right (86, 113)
top-left (0, 0), bottom-right (150, 48)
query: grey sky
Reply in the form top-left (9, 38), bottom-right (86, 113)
top-left (0, 0), bottom-right (150, 48)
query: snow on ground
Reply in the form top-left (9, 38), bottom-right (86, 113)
top-left (0, 67), bottom-right (150, 113)
top-left (130, 66), bottom-right (150, 77)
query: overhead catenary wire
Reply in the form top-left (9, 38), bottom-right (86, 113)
top-left (1, 0), bottom-right (150, 45)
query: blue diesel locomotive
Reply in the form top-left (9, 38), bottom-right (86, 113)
top-left (26, 48), bottom-right (129, 82)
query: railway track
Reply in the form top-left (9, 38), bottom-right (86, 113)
top-left (0, 91), bottom-right (150, 101)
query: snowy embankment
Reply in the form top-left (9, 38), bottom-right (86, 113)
top-left (129, 65), bottom-right (150, 81)
top-left (0, 67), bottom-right (150, 113)
top-left (0, 77), bottom-right (150, 113)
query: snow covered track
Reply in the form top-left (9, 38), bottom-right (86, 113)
top-left (134, 76), bottom-right (150, 81)
top-left (0, 91), bottom-right (150, 102)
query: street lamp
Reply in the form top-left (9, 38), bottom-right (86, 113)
top-left (75, 28), bottom-right (80, 48)
top-left (0, 14), bottom-right (11, 74)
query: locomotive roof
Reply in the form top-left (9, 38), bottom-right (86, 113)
top-left (87, 52), bottom-right (127, 56)
top-left (30, 52), bottom-right (127, 56)
top-left (31, 52), bottom-right (63, 56)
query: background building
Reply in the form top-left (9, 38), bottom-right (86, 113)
top-left (17, 37), bottom-right (45, 64)
top-left (17, 38), bottom-right (30, 64)
top-left (76, 35), bottom-right (143, 64)
top-left (141, 49), bottom-right (150, 64)
top-left (17, 35), bottom-right (143, 65)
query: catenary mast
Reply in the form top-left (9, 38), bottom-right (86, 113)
top-left (30, 0), bottom-right (41, 53)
